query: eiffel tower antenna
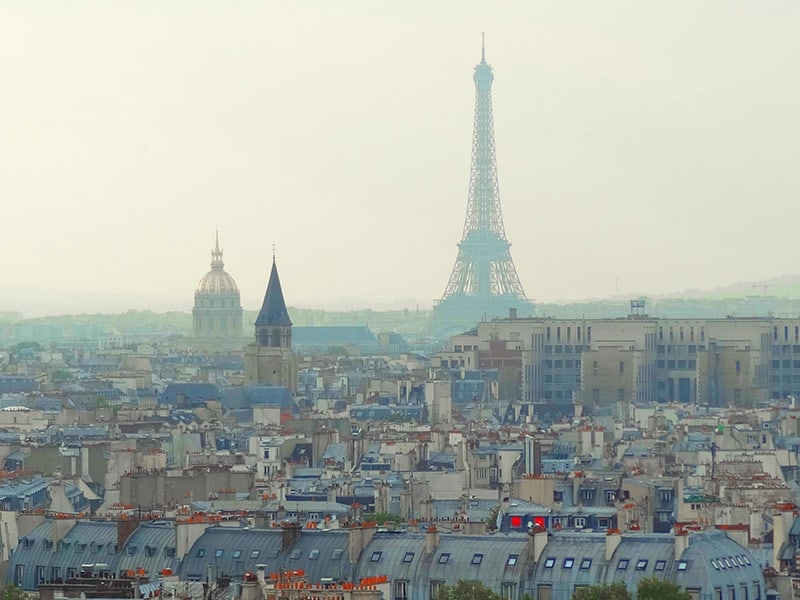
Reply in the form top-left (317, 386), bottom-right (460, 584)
top-left (430, 39), bottom-right (534, 336)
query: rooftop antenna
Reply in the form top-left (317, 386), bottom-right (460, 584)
top-left (481, 32), bottom-right (486, 62)
top-left (272, 243), bottom-right (276, 262)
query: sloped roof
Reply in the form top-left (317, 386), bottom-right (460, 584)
top-left (255, 259), bottom-right (292, 327)
top-left (179, 527), bottom-right (353, 583)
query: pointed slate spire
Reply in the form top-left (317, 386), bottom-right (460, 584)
top-left (255, 257), bottom-right (292, 327)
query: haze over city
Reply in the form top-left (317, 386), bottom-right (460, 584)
top-left (3, 2), bottom-right (799, 316)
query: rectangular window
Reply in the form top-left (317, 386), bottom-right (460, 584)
top-left (250, 549), bottom-right (260, 559)
top-left (290, 549), bottom-right (302, 560)
top-left (563, 558), bottom-right (574, 569)
top-left (395, 580), bottom-right (408, 600)
top-left (501, 583), bottom-right (516, 600)
top-left (51, 567), bottom-right (60, 582)
top-left (506, 554), bottom-right (519, 567)
top-left (196, 548), bottom-right (206, 558)
top-left (472, 553), bottom-right (484, 565)
top-left (538, 585), bottom-right (553, 600)
top-left (403, 551), bottom-right (414, 563)
top-left (636, 559), bottom-right (648, 570)
top-left (431, 581), bottom-right (444, 599)
top-left (677, 560), bottom-right (688, 571)
top-left (687, 589), bottom-right (701, 600)
top-left (574, 517), bottom-right (586, 528)
top-left (617, 559), bottom-right (629, 570)
top-left (331, 548), bottom-right (343, 560)
top-left (36, 566), bottom-right (44, 584)
top-left (309, 549), bottom-right (320, 560)
top-left (438, 553), bottom-right (450, 564)
top-left (580, 559), bottom-right (592, 570)
top-left (232, 549), bottom-right (242, 559)
top-left (215, 549), bottom-right (224, 558)
top-left (654, 560), bottom-right (666, 571)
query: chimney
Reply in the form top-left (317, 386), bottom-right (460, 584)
top-left (425, 524), bottom-right (440, 555)
top-left (674, 528), bottom-right (689, 560)
top-left (605, 529), bottom-right (621, 561)
top-left (773, 509), bottom-right (794, 570)
top-left (117, 518), bottom-right (139, 551)
top-left (281, 523), bottom-right (302, 552)
top-left (529, 528), bottom-right (548, 563)
top-left (348, 524), bottom-right (377, 563)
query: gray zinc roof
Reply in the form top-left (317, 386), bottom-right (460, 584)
top-left (354, 532), bottom-right (532, 600)
top-left (178, 527), bottom-right (354, 584)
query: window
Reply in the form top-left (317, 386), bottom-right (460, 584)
top-left (67, 568), bottom-right (76, 579)
top-left (438, 553), bottom-right (450, 564)
top-left (395, 580), bottom-right (409, 600)
top-left (290, 549), bottom-right (302, 560)
top-left (688, 589), bottom-right (702, 600)
top-left (309, 549), bottom-right (320, 560)
top-left (250, 549), bottom-right (260, 559)
top-left (331, 548), bottom-right (344, 560)
top-left (51, 567), bottom-right (60, 582)
top-left (146, 546), bottom-right (157, 558)
top-left (36, 566), bottom-right (45, 584)
top-left (268, 549), bottom-right (279, 559)
top-left (574, 517), bottom-right (586, 528)
top-left (232, 549), bottom-right (242, 559)
top-left (538, 584), bottom-right (553, 600)
top-left (563, 558), bottom-right (574, 569)
top-left (501, 583), bottom-right (516, 600)
top-left (544, 557), bottom-right (556, 568)
top-left (13, 565), bottom-right (23, 587)
top-left (654, 560), bottom-right (666, 572)
top-left (711, 560), bottom-right (720, 570)
top-left (728, 586), bottom-right (736, 600)
top-left (754, 583), bottom-right (761, 600)
top-left (636, 559), bottom-right (648, 570)
top-left (196, 548), bottom-right (206, 558)
top-left (506, 554), bottom-right (519, 567)
top-left (742, 584), bottom-right (749, 600)
top-left (677, 560), bottom-right (688, 571)
top-left (472, 553), bottom-right (484, 565)
top-left (126, 544), bottom-right (137, 556)
top-left (431, 581), bottom-right (450, 600)
top-left (215, 549), bottom-right (224, 558)
top-left (743, 555), bottom-right (751, 566)
top-left (617, 559), bottom-right (629, 570)
top-left (580, 559), bottom-right (592, 570)
top-left (165, 547), bottom-right (176, 558)
top-left (736, 556), bottom-right (746, 567)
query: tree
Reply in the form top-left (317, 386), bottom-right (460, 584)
top-left (435, 580), bottom-right (501, 600)
top-left (1, 584), bottom-right (35, 600)
top-left (637, 578), bottom-right (691, 600)
top-left (573, 583), bottom-right (631, 600)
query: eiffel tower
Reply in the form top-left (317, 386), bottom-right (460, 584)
top-left (430, 40), bottom-right (534, 336)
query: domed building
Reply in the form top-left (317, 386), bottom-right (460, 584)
top-left (192, 232), bottom-right (243, 339)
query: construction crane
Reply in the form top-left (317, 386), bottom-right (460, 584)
top-left (752, 284), bottom-right (769, 297)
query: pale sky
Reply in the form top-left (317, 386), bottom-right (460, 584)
top-left (2, 2), bottom-right (799, 315)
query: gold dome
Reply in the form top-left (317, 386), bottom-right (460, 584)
top-left (195, 232), bottom-right (240, 296)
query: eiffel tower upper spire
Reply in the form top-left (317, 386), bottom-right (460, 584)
top-left (431, 39), bottom-right (534, 335)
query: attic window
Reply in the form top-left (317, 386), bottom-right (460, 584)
top-left (331, 549), bottom-right (344, 560)
top-left (655, 560), bottom-right (666, 572)
top-left (438, 553), bottom-right (450, 565)
top-left (580, 559), bottom-right (592, 570)
top-left (742, 556), bottom-right (751, 566)
top-left (471, 554), bottom-right (483, 565)
top-left (22, 538), bottom-right (32, 548)
top-left (636, 560), bottom-right (648, 571)
top-left (309, 549), bottom-right (320, 560)
top-left (126, 545), bottom-right (137, 556)
top-left (370, 552), bottom-right (383, 563)
top-left (146, 546), bottom-right (157, 558)
top-left (250, 550), bottom-right (260, 559)
top-left (506, 554), bottom-right (519, 567)
top-left (617, 559), bottom-right (629, 571)
top-left (196, 548), bottom-right (206, 558)
top-left (268, 549), bottom-right (279, 559)
top-left (677, 561), bottom-right (688, 571)
top-left (563, 558), bottom-right (574, 569)
top-left (402, 552), bottom-right (414, 563)
top-left (232, 550), bottom-right (242, 559)
top-left (215, 549), bottom-right (224, 558)
top-left (165, 547), bottom-right (176, 558)
top-left (75, 543), bottom-right (87, 553)
top-left (290, 549), bottom-right (302, 560)
top-left (544, 558), bottom-right (555, 569)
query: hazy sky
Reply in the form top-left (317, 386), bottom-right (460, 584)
top-left (3, 2), bottom-right (799, 315)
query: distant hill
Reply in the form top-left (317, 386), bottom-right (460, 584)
top-left (654, 275), bottom-right (800, 300)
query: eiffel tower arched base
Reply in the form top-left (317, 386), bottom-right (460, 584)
top-left (428, 293), bottom-right (535, 338)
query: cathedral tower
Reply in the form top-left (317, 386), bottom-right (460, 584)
top-left (244, 256), bottom-right (298, 392)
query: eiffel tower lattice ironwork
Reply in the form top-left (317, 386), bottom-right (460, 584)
top-left (431, 40), bottom-right (534, 335)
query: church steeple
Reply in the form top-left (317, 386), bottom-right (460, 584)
top-left (255, 256), bottom-right (292, 327)
top-left (210, 228), bottom-right (224, 270)
top-left (244, 252), bottom-right (297, 391)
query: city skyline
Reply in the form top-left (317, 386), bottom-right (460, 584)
top-left (3, 2), bottom-right (800, 315)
